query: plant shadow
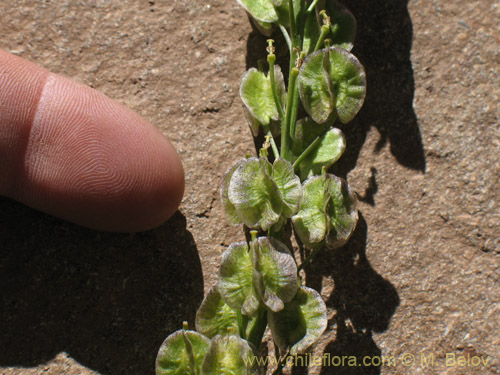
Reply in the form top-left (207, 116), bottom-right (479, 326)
top-left (302, 213), bottom-right (399, 374)
top-left (337, 0), bottom-right (425, 175)
top-left (245, 0), bottom-right (425, 177)
top-left (0, 198), bottom-right (204, 375)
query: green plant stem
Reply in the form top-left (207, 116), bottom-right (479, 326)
top-left (268, 132), bottom-right (280, 159)
top-left (293, 123), bottom-right (331, 169)
top-left (237, 310), bottom-right (249, 339)
top-left (306, 0), bottom-right (320, 13)
top-left (279, 25), bottom-right (292, 52)
top-left (246, 304), bottom-right (268, 349)
top-left (283, 0), bottom-right (307, 162)
top-left (288, 0), bottom-right (297, 46)
top-left (288, 76), bottom-right (301, 142)
top-left (288, 0), bottom-right (300, 71)
top-left (263, 126), bottom-right (280, 159)
top-left (296, 0), bottom-right (307, 44)
top-left (293, 135), bottom-right (321, 170)
top-left (298, 242), bottom-right (324, 271)
top-left (268, 55), bottom-right (285, 122)
top-left (314, 25), bottom-right (330, 52)
top-left (281, 67), bottom-right (299, 161)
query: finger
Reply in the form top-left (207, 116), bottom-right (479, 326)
top-left (0, 49), bottom-right (184, 232)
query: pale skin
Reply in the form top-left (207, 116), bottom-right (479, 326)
top-left (0, 49), bottom-right (184, 232)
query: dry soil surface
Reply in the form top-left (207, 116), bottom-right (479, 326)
top-left (1, 0), bottom-right (499, 374)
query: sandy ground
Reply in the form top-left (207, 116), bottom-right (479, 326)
top-left (1, 0), bottom-right (498, 374)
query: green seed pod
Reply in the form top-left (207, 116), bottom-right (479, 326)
top-left (240, 65), bottom-right (286, 127)
top-left (221, 159), bottom-right (246, 225)
top-left (326, 0), bottom-right (357, 51)
top-left (268, 286), bottom-right (327, 355)
top-left (156, 327), bottom-right (210, 375)
top-left (217, 242), bottom-right (259, 316)
top-left (252, 236), bottom-right (298, 312)
top-left (298, 47), bottom-right (366, 124)
top-left (235, 0), bottom-right (279, 23)
top-left (218, 237), bottom-right (298, 315)
top-left (201, 334), bottom-right (258, 374)
top-left (272, 158), bottom-right (303, 217)
top-left (221, 157), bottom-right (302, 231)
top-left (228, 157), bottom-right (283, 231)
top-left (293, 117), bottom-right (346, 180)
top-left (292, 173), bottom-right (358, 249)
top-left (195, 286), bottom-right (240, 338)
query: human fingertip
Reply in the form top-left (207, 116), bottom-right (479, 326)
top-left (0, 50), bottom-right (185, 232)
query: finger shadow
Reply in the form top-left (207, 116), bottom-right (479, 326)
top-left (0, 198), bottom-right (203, 375)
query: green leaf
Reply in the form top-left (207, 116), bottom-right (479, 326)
top-left (244, 107), bottom-right (281, 138)
top-left (252, 18), bottom-right (274, 36)
top-left (298, 47), bottom-right (366, 124)
top-left (324, 174), bottom-right (358, 249)
top-left (196, 286), bottom-right (240, 338)
top-left (201, 334), bottom-right (258, 375)
top-left (228, 157), bottom-right (283, 231)
top-left (304, 1), bottom-right (356, 52)
top-left (297, 51), bottom-right (332, 124)
top-left (275, 2), bottom-right (290, 27)
top-left (292, 174), bottom-right (358, 249)
top-left (240, 69), bottom-right (275, 126)
top-left (269, 119), bottom-right (281, 138)
top-left (253, 237), bottom-right (298, 312)
top-left (245, 0), bottom-right (304, 35)
top-left (217, 242), bottom-right (259, 316)
top-left (221, 160), bottom-right (245, 225)
top-left (240, 69), bottom-right (276, 126)
top-left (325, 48), bottom-right (366, 124)
top-left (272, 158), bottom-right (302, 217)
top-left (272, 0), bottom-right (298, 27)
top-left (218, 237), bottom-right (298, 315)
top-left (272, 64), bottom-right (287, 113)
top-left (268, 286), bottom-right (327, 355)
top-left (235, 0), bottom-right (278, 23)
top-left (240, 66), bottom-right (286, 127)
top-left (326, 0), bottom-right (357, 51)
top-left (156, 329), bottom-right (211, 375)
top-left (293, 117), bottom-right (329, 156)
top-left (291, 175), bottom-right (329, 248)
top-left (293, 118), bottom-right (346, 180)
top-left (269, 214), bottom-right (287, 234)
top-left (243, 106), bottom-right (260, 137)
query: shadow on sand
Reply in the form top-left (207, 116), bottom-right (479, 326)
top-left (0, 199), bottom-right (203, 375)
